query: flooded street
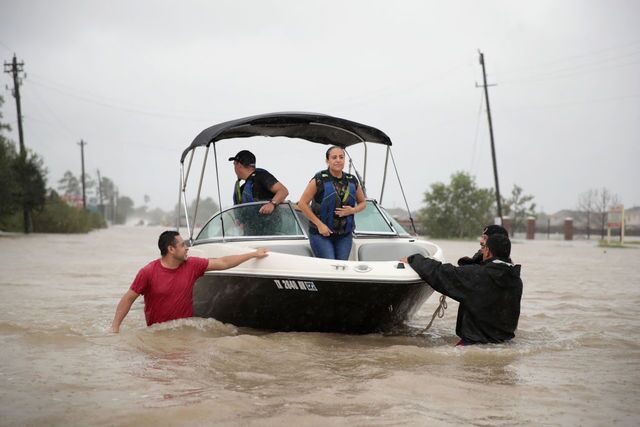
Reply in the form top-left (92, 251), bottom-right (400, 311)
top-left (1, 226), bottom-right (639, 426)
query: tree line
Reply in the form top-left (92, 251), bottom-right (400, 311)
top-left (56, 170), bottom-right (136, 226)
top-left (0, 96), bottom-right (131, 233)
top-left (416, 171), bottom-right (621, 239)
top-left (1, 91), bottom-right (217, 233)
top-left (576, 188), bottom-right (620, 239)
top-left (416, 171), bottom-right (535, 238)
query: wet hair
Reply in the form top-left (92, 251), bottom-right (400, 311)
top-left (483, 224), bottom-right (508, 237)
top-left (486, 234), bottom-right (511, 260)
top-left (158, 230), bottom-right (180, 256)
top-left (325, 145), bottom-right (345, 159)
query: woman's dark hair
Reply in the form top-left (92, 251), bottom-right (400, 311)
top-left (486, 234), bottom-right (511, 260)
top-left (158, 230), bottom-right (180, 256)
top-left (325, 145), bottom-right (344, 159)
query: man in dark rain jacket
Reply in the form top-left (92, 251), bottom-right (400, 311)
top-left (402, 233), bottom-right (523, 345)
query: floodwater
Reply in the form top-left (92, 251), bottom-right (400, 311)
top-left (1, 226), bottom-right (639, 426)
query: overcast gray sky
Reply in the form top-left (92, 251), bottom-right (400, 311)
top-left (1, 0), bottom-right (639, 214)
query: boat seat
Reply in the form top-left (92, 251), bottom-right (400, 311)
top-left (358, 242), bottom-right (430, 261)
top-left (269, 244), bottom-right (314, 257)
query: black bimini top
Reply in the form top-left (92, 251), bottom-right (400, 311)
top-left (180, 112), bottom-right (392, 163)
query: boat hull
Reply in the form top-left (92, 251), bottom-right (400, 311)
top-left (193, 273), bottom-right (433, 334)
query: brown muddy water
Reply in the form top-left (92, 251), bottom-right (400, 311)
top-left (0, 226), bottom-right (639, 426)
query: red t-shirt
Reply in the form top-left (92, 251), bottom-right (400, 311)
top-left (130, 257), bottom-right (209, 326)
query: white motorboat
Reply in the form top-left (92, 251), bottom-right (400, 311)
top-left (178, 112), bottom-right (444, 333)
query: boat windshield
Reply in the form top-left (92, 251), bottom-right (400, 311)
top-left (353, 201), bottom-right (393, 234)
top-left (379, 206), bottom-right (412, 236)
top-left (195, 200), bottom-right (410, 242)
top-left (196, 202), bottom-right (305, 241)
top-left (351, 201), bottom-right (412, 236)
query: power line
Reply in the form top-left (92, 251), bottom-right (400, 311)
top-left (0, 40), bottom-right (13, 53)
top-left (322, 60), bottom-right (474, 112)
top-left (498, 93), bottom-right (640, 113)
top-left (500, 38), bottom-right (640, 76)
top-left (26, 83), bottom-right (77, 138)
top-left (26, 78), bottom-right (208, 120)
top-left (502, 59), bottom-right (640, 86)
top-left (27, 72), bottom-right (159, 110)
top-left (498, 42), bottom-right (640, 86)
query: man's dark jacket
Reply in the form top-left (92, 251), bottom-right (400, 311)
top-left (407, 254), bottom-right (523, 344)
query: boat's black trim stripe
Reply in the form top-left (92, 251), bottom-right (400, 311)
top-left (202, 271), bottom-right (425, 284)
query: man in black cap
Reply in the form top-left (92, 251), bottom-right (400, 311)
top-left (229, 150), bottom-right (289, 215)
top-left (401, 233), bottom-right (523, 345)
top-left (458, 224), bottom-right (509, 266)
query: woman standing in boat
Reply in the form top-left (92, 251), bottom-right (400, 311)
top-left (298, 146), bottom-right (367, 260)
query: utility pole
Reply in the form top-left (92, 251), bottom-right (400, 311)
top-left (3, 54), bottom-right (25, 156)
top-left (4, 53), bottom-right (31, 233)
top-left (476, 50), bottom-right (503, 221)
top-left (78, 140), bottom-right (87, 209)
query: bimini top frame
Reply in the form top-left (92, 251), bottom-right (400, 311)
top-left (178, 112), bottom-right (415, 241)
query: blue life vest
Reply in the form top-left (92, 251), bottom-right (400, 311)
top-left (312, 171), bottom-right (357, 233)
top-left (233, 168), bottom-right (267, 204)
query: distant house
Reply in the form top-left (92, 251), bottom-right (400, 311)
top-left (626, 206), bottom-right (640, 231)
top-left (537, 206), bottom-right (640, 236)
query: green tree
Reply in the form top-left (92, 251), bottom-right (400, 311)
top-left (593, 187), bottom-right (619, 239)
top-left (147, 207), bottom-right (171, 226)
top-left (577, 189), bottom-right (596, 239)
top-left (99, 176), bottom-right (116, 202)
top-left (502, 184), bottom-right (536, 236)
top-left (97, 176), bottom-right (117, 222)
top-left (13, 152), bottom-right (47, 213)
top-left (57, 170), bottom-right (81, 197)
top-left (192, 197), bottom-right (220, 226)
top-left (115, 195), bottom-right (135, 224)
top-left (173, 197), bottom-right (220, 228)
top-left (0, 96), bottom-right (47, 232)
top-left (0, 97), bottom-right (19, 223)
top-left (418, 171), bottom-right (494, 238)
top-left (0, 149), bottom-right (48, 232)
top-left (31, 190), bottom-right (106, 233)
top-left (0, 138), bottom-right (19, 219)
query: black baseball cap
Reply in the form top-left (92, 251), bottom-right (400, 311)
top-left (483, 224), bottom-right (508, 236)
top-left (228, 150), bottom-right (256, 167)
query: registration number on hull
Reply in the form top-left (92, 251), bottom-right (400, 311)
top-left (274, 279), bottom-right (318, 291)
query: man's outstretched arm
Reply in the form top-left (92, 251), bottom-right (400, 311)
top-left (401, 254), bottom-right (474, 303)
top-left (206, 248), bottom-right (269, 271)
top-left (109, 289), bottom-right (140, 333)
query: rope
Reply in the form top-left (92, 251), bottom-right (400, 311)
top-left (419, 294), bottom-right (448, 334)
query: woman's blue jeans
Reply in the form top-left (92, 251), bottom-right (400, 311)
top-left (309, 232), bottom-right (353, 260)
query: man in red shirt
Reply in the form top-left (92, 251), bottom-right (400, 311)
top-left (109, 230), bottom-right (268, 332)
